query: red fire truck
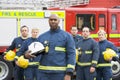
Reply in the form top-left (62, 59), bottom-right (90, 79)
top-left (65, 7), bottom-right (120, 80)
top-left (0, 10), bottom-right (65, 80)
top-left (48, 0), bottom-right (120, 80)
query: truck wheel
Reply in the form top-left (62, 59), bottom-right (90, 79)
top-left (111, 61), bottom-right (120, 80)
top-left (0, 56), bottom-right (13, 80)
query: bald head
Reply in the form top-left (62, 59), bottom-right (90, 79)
top-left (49, 14), bottom-right (60, 30)
top-left (49, 14), bottom-right (60, 20)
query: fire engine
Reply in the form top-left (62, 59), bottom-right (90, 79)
top-left (0, 0), bottom-right (120, 80)
top-left (49, 0), bottom-right (120, 80)
top-left (65, 1), bottom-right (120, 79)
top-left (65, 7), bottom-right (120, 80)
top-left (0, 10), bottom-right (65, 80)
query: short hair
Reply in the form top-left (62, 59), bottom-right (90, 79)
top-left (31, 28), bottom-right (39, 32)
top-left (70, 25), bottom-right (77, 30)
top-left (20, 25), bottom-right (29, 31)
top-left (97, 30), bottom-right (106, 35)
top-left (82, 26), bottom-right (90, 31)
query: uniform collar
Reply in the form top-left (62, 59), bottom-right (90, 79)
top-left (99, 39), bottom-right (107, 43)
top-left (50, 27), bottom-right (61, 33)
top-left (31, 37), bottom-right (37, 40)
top-left (83, 37), bottom-right (91, 41)
top-left (21, 36), bottom-right (28, 40)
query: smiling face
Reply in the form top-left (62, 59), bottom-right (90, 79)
top-left (49, 14), bottom-right (60, 30)
top-left (31, 28), bottom-right (39, 38)
top-left (97, 30), bottom-right (106, 41)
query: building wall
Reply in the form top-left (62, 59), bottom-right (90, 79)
top-left (72, 0), bottom-right (120, 8)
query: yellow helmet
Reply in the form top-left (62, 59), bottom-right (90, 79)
top-left (17, 56), bottom-right (29, 68)
top-left (103, 48), bottom-right (117, 61)
top-left (4, 50), bottom-right (16, 61)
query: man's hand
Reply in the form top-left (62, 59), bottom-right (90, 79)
top-left (90, 66), bottom-right (95, 73)
top-left (24, 50), bottom-right (36, 59)
top-left (64, 74), bottom-right (71, 80)
top-left (3, 56), bottom-right (7, 61)
top-left (15, 61), bottom-right (19, 66)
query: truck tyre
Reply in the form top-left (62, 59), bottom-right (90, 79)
top-left (111, 61), bottom-right (120, 80)
top-left (0, 56), bottom-right (13, 80)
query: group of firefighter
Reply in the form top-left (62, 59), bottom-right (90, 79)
top-left (3, 14), bottom-right (120, 80)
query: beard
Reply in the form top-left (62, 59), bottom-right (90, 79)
top-left (50, 25), bottom-right (58, 30)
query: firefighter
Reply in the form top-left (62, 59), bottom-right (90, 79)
top-left (25, 14), bottom-right (76, 80)
top-left (96, 30), bottom-right (119, 80)
top-left (16, 28), bottom-right (40, 80)
top-left (70, 25), bottom-right (83, 47)
top-left (70, 25), bottom-right (83, 80)
top-left (4, 25), bottom-right (29, 80)
top-left (70, 25), bottom-right (83, 61)
top-left (76, 27), bottom-right (99, 80)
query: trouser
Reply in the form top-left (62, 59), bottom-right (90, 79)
top-left (14, 65), bottom-right (24, 80)
top-left (24, 66), bottom-right (39, 80)
top-left (71, 63), bottom-right (78, 80)
top-left (76, 66), bottom-right (96, 80)
top-left (38, 71), bottom-right (66, 80)
top-left (96, 67), bottom-right (112, 80)
top-left (71, 70), bottom-right (76, 80)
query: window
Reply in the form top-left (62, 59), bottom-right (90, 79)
top-left (76, 14), bottom-right (95, 31)
top-left (98, 14), bottom-right (105, 30)
top-left (111, 14), bottom-right (117, 30)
